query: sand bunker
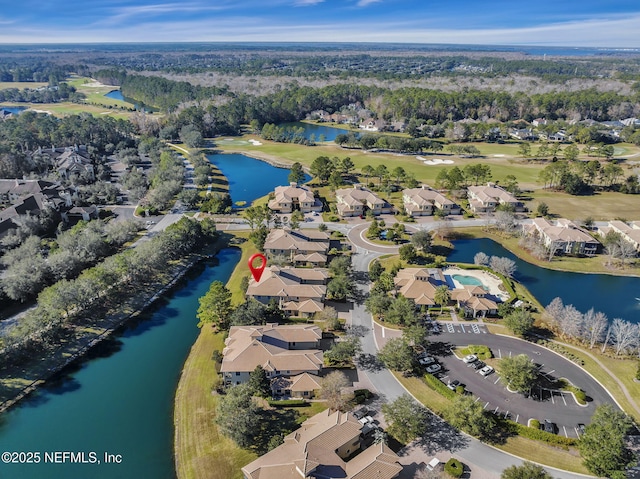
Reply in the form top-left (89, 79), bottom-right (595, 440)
top-left (493, 154), bottom-right (505, 157)
top-left (417, 156), bottom-right (454, 165)
top-left (249, 139), bottom-right (263, 146)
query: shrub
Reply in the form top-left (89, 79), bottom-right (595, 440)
top-left (515, 423), bottom-right (577, 448)
top-left (444, 458), bottom-right (464, 478)
top-left (529, 419), bottom-right (540, 429)
top-left (460, 345), bottom-right (493, 360)
top-left (455, 385), bottom-right (465, 395)
top-left (267, 399), bottom-right (308, 407)
top-left (423, 374), bottom-right (455, 399)
top-left (354, 389), bottom-right (373, 404)
top-left (636, 361), bottom-right (640, 381)
top-left (573, 389), bottom-right (587, 404)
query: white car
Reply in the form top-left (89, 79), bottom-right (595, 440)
top-left (419, 356), bottom-right (435, 366)
top-left (358, 415), bottom-right (374, 425)
top-left (479, 365), bottom-right (494, 376)
top-left (462, 354), bottom-right (478, 364)
top-left (425, 364), bottom-right (441, 374)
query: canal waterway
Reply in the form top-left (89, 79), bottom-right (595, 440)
top-left (207, 152), bottom-right (310, 207)
top-left (449, 238), bottom-right (640, 322)
top-left (0, 249), bottom-right (240, 479)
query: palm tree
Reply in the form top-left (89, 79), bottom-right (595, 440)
top-left (434, 285), bottom-right (451, 313)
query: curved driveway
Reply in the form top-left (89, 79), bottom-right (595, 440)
top-left (346, 228), bottom-right (596, 479)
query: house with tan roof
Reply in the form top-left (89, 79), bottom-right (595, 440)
top-left (246, 266), bottom-right (328, 317)
top-left (268, 183), bottom-right (323, 214)
top-left (221, 324), bottom-right (323, 387)
top-left (467, 183), bottom-right (524, 213)
top-left (241, 409), bottom-right (403, 479)
top-left (598, 220), bottom-right (640, 253)
top-left (264, 229), bottom-right (331, 267)
top-left (271, 372), bottom-right (322, 399)
top-left (402, 185), bottom-right (460, 217)
top-left (335, 185), bottom-right (393, 218)
top-left (451, 285), bottom-right (498, 318)
top-left (525, 218), bottom-right (599, 256)
top-left (393, 268), bottom-right (445, 306)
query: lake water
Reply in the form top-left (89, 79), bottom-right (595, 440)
top-left (104, 90), bottom-right (154, 111)
top-left (0, 249), bottom-right (241, 479)
top-left (104, 90), bottom-right (125, 101)
top-left (0, 106), bottom-right (27, 114)
top-left (449, 238), bottom-right (640, 322)
top-left (207, 153), bottom-right (310, 206)
top-left (281, 122), bottom-right (349, 142)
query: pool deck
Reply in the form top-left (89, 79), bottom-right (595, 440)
top-left (443, 266), bottom-right (509, 301)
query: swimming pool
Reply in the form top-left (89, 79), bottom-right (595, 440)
top-left (452, 274), bottom-right (487, 289)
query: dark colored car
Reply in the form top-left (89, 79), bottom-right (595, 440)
top-left (353, 407), bottom-right (369, 420)
top-left (543, 419), bottom-right (557, 434)
top-left (471, 361), bottom-right (485, 370)
top-left (577, 423), bottom-right (586, 436)
top-left (447, 380), bottom-right (461, 391)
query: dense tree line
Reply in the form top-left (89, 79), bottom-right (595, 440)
top-left (0, 64), bottom-right (71, 83)
top-left (0, 111), bottom-right (136, 158)
top-left (0, 83), bottom-right (81, 104)
top-left (0, 217), bottom-right (218, 356)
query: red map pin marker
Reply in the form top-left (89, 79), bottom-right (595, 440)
top-left (248, 253), bottom-right (267, 282)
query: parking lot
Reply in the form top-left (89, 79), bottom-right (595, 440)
top-left (424, 322), bottom-right (617, 438)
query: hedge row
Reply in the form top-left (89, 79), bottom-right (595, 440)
top-left (268, 399), bottom-right (308, 407)
top-left (536, 340), bottom-right (586, 366)
top-left (423, 374), bottom-right (455, 399)
top-left (515, 423), bottom-right (577, 448)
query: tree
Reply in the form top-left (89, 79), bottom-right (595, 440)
top-left (463, 163), bottom-right (492, 185)
top-left (391, 166), bottom-right (406, 185)
top-left (411, 230), bottom-right (432, 252)
top-left (399, 244), bottom-right (417, 263)
top-left (197, 280), bottom-right (233, 330)
top-left (314, 306), bottom-right (341, 330)
top-left (564, 143), bottom-right (579, 161)
top-left (249, 225), bottom-right (268, 251)
top-left (325, 336), bottom-right (361, 367)
top-left (386, 295), bottom-right (418, 325)
top-left (378, 338), bottom-right (416, 375)
top-left (489, 256), bottom-right (517, 278)
top-left (494, 210), bottom-right (517, 234)
top-left (248, 365), bottom-right (271, 398)
top-left (434, 285), bottom-right (451, 313)
top-left (327, 274), bottom-right (354, 301)
top-left (365, 291), bottom-right (392, 316)
top-left (216, 383), bottom-right (262, 448)
top-left (310, 156), bottom-right (333, 183)
top-left (328, 170), bottom-right (344, 189)
top-left (375, 164), bottom-right (389, 185)
top-left (340, 157), bottom-right (355, 176)
top-left (504, 309), bottom-right (534, 337)
top-left (366, 220), bottom-right (381, 239)
top-left (289, 210), bottom-right (304, 230)
top-left (583, 308), bottom-right (608, 349)
top-left (319, 371), bottom-right (350, 411)
top-left (517, 142), bottom-right (531, 158)
top-left (474, 252), bottom-right (489, 266)
top-left (536, 202), bottom-right (549, 217)
top-left (610, 318), bottom-right (636, 355)
top-left (403, 324), bottom-right (429, 348)
top-left (501, 462), bottom-right (552, 479)
top-left (228, 298), bottom-right (267, 326)
top-left (499, 354), bottom-right (538, 393)
top-left (369, 260), bottom-right (384, 282)
top-left (445, 395), bottom-right (495, 439)
top-left (361, 164), bottom-right (375, 179)
top-left (288, 162), bottom-right (306, 184)
top-left (382, 394), bottom-right (428, 443)
top-left (579, 404), bottom-right (635, 478)
top-left (179, 124), bottom-right (203, 148)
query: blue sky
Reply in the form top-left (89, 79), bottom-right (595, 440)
top-left (1, 0), bottom-right (640, 47)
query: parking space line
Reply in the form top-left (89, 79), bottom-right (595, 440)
top-left (563, 426), bottom-right (568, 438)
top-left (504, 410), bottom-right (509, 418)
top-left (447, 323), bottom-right (455, 333)
top-left (498, 349), bottom-right (501, 358)
top-left (494, 407), bottom-right (499, 414)
top-left (509, 351), bottom-right (512, 357)
top-left (547, 369), bottom-right (555, 375)
top-left (474, 397), bottom-right (480, 403)
top-left (515, 414), bottom-right (519, 423)
top-left (562, 394), bottom-right (567, 406)
top-left (574, 427), bottom-right (580, 438)
top-left (483, 402), bottom-right (489, 409)
top-left (493, 377), bottom-right (500, 384)
top-left (551, 392), bottom-right (555, 404)
top-left (460, 324), bottom-right (466, 333)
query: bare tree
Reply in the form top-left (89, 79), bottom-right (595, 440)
top-left (474, 252), bottom-right (489, 266)
top-left (583, 309), bottom-right (608, 349)
top-left (610, 318), bottom-right (637, 356)
top-left (601, 326), bottom-right (612, 354)
top-left (490, 256), bottom-right (517, 278)
top-left (319, 370), bottom-right (351, 411)
top-left (559, 304), bottom-right (584, 340)
top-left (544, 297), bottom-right (564, 326)
top-left (494, 210), bottom-right (517, 234)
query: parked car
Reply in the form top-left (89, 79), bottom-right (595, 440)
top-left (447, 380), bottom-right (461, 391)
top-left (425, 364), bottom-right (442, 374)
top-left (358, 415), bottom-right (374, 425)
top-left (353, 407), bottom-right (369, 420)
top-left (463, 354), bottom-right (478, 363)
top-left (471, 360), bottom-right (485, 370)
top-left (479, 365), bottom-right (494, 376)
top-left (429, 323), bottom-right (441, 333)
top-left (577, 423), bottom-right (586, 436)
top-left (419, 356), bottom-right (436, 366)
top-left (543, 419), bottom-right (557, 434)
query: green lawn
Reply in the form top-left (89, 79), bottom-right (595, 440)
top-left (527, 189), bottom-right (640, 222)
top-left (0, 81), bottom-right (49, 90)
